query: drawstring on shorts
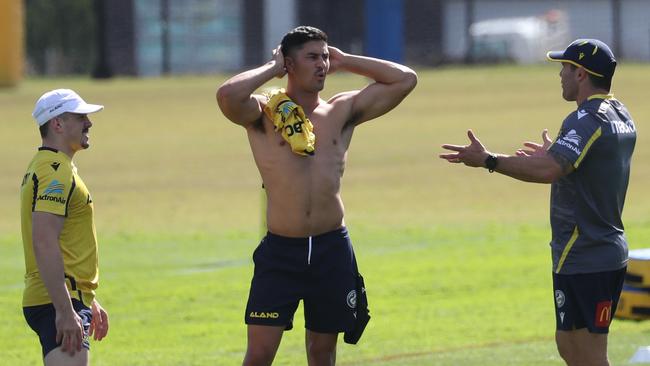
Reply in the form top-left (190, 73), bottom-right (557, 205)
top-left (308, 236), bottom-right (313, 265)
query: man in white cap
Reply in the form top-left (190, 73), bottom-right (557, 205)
top-left (21, 89), bottom-right (110, 365)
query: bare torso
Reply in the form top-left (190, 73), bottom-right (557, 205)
top-left (247, 97), bottom-right (354, 237)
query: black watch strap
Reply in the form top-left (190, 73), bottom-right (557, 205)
top-left (484, 154), bottom-right (498, 173)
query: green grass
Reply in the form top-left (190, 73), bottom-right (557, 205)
top-left (1, 64), bottom-right (650, 365)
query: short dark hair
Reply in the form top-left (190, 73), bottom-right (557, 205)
top-left (569, 64), bottom-right (613, 91)
top-left (280, 26), bottom-right (328, 57)
top-left (39, 121), bottom-right (50, 138)
top-left (589, 73), bottom-right (613, 91)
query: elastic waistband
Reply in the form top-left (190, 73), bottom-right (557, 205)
top-left (266, 226), bottom-right (348, 245)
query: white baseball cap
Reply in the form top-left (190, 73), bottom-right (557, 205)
top-left (32, 89), bottom-right (104, 126)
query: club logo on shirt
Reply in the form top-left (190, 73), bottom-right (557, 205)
top-left (347, 289), bottom-right (357, 309)
top-left (562, 129), bottom-right (582, 145)
top-left (555, 290), bottom-right (565, 308)
top-left (50, 162), bottom-right (60, 171)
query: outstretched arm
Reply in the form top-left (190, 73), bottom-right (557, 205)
top-left (328, 47), bottom-right (417, 126)
top-left (440, 130), bottom-right (573, 183)
top-left (216, 46), bottom-right (286, 126)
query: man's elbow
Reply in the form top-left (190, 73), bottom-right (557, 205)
top-left (216, 84), bottom-right (231, 110)
top-left (216, 85), bottom-right (237, 121)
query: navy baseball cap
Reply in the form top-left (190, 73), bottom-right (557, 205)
top-left (547, 39), bottom-right (616, 79)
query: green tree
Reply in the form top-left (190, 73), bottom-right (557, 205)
top-left (25, 0), bottom-right (95, 74)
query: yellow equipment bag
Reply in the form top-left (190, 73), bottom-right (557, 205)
top-left (616, 285), bottom-right (650, 321)
top-left (627, 249), bottom-right (650, 287)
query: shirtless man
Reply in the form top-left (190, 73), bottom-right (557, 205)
top-left (216, 26), bottom-right (417, 366)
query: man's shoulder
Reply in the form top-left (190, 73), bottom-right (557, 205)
top-left (253, 93), bottom-right (268, 104)
top-left (580, 97), bottom-right (629, 118)
top-left (327, 90), bottom-right (358, 105)
top-left (31, 155), bottom-right (73, 182)
top-left (563, 108), bottom-right (598, 126)
top-left (323, 91), bottom-right (359, 119)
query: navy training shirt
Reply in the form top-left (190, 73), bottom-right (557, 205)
top-left (548, 94), bottom-right (636, 274)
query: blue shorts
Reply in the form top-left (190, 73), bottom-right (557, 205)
top-left (552, 267), bottom-right (626, 333)
top-left (245, 227), bottom-right (359, 333)
top-left (23, 299), bottom-right (92, 357)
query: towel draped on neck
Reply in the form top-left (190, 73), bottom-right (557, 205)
top-left (263, 89), bottom-right (316, 156)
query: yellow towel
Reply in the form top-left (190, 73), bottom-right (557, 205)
top-left (263, 89), bottom-right (316, 156)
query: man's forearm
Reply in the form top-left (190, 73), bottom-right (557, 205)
top-left (219, 61), bottom-right (282, 102)
top-left (338, 54), bottom-right (415, 85)
top-left (493, 154), bottom-right (562, 183)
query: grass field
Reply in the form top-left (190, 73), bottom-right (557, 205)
top-left (1, 64), bottom-right (650, 365)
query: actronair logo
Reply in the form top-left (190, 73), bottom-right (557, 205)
top-left (562, 129), bottom-right (582, 145)
top-left (43, 180), bottom-right (65, 195)
top-left (555, 138), bottom-right (582, 156)
top-left (43, 180), bottom-right (64, 195)
top-left (37, 194), bottom-right (66, 204)
top-left (37, 180), bottom-right (66, 205)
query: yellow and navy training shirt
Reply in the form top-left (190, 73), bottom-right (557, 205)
top-left (548, 95), bottom-right (636, 274)
top-left (20, 147), bottom-right (98, 306)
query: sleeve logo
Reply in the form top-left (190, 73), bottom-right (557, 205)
top-left (43, 180), bottom-right (65, 195)
top-left (577, 110), bottom-right (588, 119)
top-left (37, 180), bottom-right (67, 204)
top-left (562, 129), bottom-right (582, 145)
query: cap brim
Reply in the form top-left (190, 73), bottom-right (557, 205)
top-left (68, 103), bottom-right (104, 114)
top-left (546, 51), bottom-right (565, 62)
top-left (544, 51), bottom-right (606, 77)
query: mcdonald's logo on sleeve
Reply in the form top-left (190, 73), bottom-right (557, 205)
top-left (595, 300), bottom-right (613, 327)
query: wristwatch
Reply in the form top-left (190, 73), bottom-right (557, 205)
top-left (484, 154), bottom-right (498, 173)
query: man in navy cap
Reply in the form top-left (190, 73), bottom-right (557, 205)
top-left (440, 39), bottom-right (636, 365)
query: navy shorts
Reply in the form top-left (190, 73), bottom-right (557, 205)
top-left (23, 299), bottom-right (92, 357)
top-left (552, 267), bottom-right (626, 333)
top-left (245, 227), bottom-right (359, 333)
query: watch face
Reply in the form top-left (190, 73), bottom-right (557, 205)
top-left (485, 155), bottom-right (498, 171)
